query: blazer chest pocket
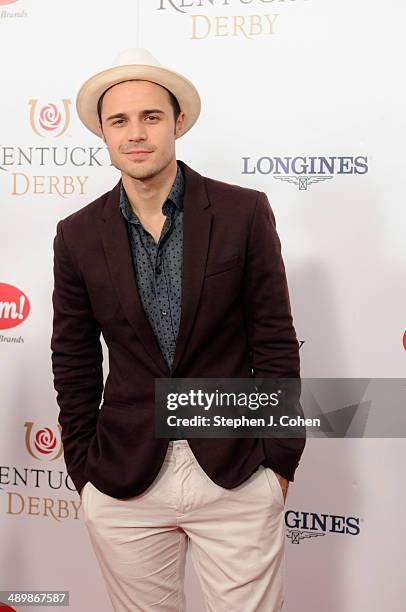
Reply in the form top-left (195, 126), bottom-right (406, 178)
top-left (204, 254), bottom-right (241, 278)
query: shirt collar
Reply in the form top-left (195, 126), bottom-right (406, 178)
top-left (119, 163), bottom-right (185, 224)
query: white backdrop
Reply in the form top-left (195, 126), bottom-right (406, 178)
top-left (0, 0), bottom-right (405, 610)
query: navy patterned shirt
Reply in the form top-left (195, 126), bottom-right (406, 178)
top-left (119, 163), bottom-right (184, 371)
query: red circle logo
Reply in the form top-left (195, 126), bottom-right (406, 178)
top-left (0, 282), bottom-right (30, 330)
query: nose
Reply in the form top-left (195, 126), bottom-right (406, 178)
top-left (127, 118), bottom-right (148, 142)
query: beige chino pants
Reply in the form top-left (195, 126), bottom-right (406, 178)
top-left (81, 440), bottom-right (286, 612)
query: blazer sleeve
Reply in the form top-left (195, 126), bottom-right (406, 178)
top-left (243, 191), bottom-right (306, 481)
top-left (50, 220), bottom-right (104, 495)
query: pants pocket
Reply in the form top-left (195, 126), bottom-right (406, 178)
top-left (263, 467), bottom-right (285, 510)
top-left (81, 481), bottom-right (92, 516)
top-left (190, 454), bottom-right (226, 492)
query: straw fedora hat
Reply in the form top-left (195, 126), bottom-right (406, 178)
top-left (76, 48), bottom-right (201, 137)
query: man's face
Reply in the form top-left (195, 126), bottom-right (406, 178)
top-left (99, 80), bottom-right (185, 181)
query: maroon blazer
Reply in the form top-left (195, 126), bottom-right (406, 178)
top-left (51, 160), bottom-right (305, 498)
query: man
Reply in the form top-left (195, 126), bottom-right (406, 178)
top-left (51, 48), bottom-right (305, 611)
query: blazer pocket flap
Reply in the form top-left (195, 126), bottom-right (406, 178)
top-left (205, 254), bottom-right (241, 277)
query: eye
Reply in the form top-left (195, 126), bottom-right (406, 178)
top-left (145, 115), bottom-right (159, 121)
top-left (112, 118), bottom-right (125, 126)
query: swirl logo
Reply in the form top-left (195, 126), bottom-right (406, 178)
top-left (29, 99), bottom-right (71, 137)
top-left (39, 103), bottom-right (61, 132)
top-left (24, 422), bottom-right (63, 461)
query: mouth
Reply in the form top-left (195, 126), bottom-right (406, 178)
top-left (124, 150), bottom-right (153, 158)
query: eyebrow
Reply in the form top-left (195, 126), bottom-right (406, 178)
top-left (105, 109), bottom-right (165, 122)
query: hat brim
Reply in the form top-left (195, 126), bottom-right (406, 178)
top-left (76, 64), bottom-right (201, 137)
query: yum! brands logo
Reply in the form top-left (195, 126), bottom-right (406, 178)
top-left (0, 283), bottom-right (30, 330)
top-left (0, 0), bottom-right (27, 20)
top-left (0, 604), bottom-right (17, 612)
top-left (29, 99), bottom-right (71, 138)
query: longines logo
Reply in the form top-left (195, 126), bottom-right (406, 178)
top-left (29, 99), bottom-right (71, 138)
top-left (0, 0), bottom-right (27, 19)
top-left (285, 510), bottom-right (361, 544)
top-left (155, 0), bottom-right (309, 40)
top-left (0, 100), bottom-right (110, 197)
top-left (242, 155), bottom-right (369, 190)
top-left (0, 423), bottom-right (82, 521)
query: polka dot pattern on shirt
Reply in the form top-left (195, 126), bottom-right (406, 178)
top-left (119, 164), bottom-right (184, 371)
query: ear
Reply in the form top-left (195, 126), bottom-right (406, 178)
top-left (99, 123), bottom-right (106, 143)
top-left (175, 111), bottom-right (186, 139)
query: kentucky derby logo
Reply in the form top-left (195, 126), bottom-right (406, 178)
top-left (156, 0), bottom-right (308, 40)
top-left (29, 99), bottom-right (71, 138)
top-left (0, 283), bottom-right (30, 330)
top-left (24, 422), bottom-right (63, 461)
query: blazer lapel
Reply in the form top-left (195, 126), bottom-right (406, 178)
top-left (99, 160), bottom-right (212, 378)
top-left (170, 161), bottom-right (212, 374)
top-left (99, 180), bottom-right (170, 376)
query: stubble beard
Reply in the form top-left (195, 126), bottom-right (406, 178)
top-left (111, 149), bottom-right (175, 182)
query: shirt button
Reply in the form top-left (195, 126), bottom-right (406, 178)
top-left (161, 309), bottom-right (168, 316)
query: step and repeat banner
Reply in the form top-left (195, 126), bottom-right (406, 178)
top-left (1, 0), bottom-right (405, 610)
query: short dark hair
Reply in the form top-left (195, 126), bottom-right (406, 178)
top-left (97, 81), bottom-right (181, 126)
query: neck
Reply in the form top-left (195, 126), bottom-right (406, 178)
top-left (121, 157), bottom-right (178, 217)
